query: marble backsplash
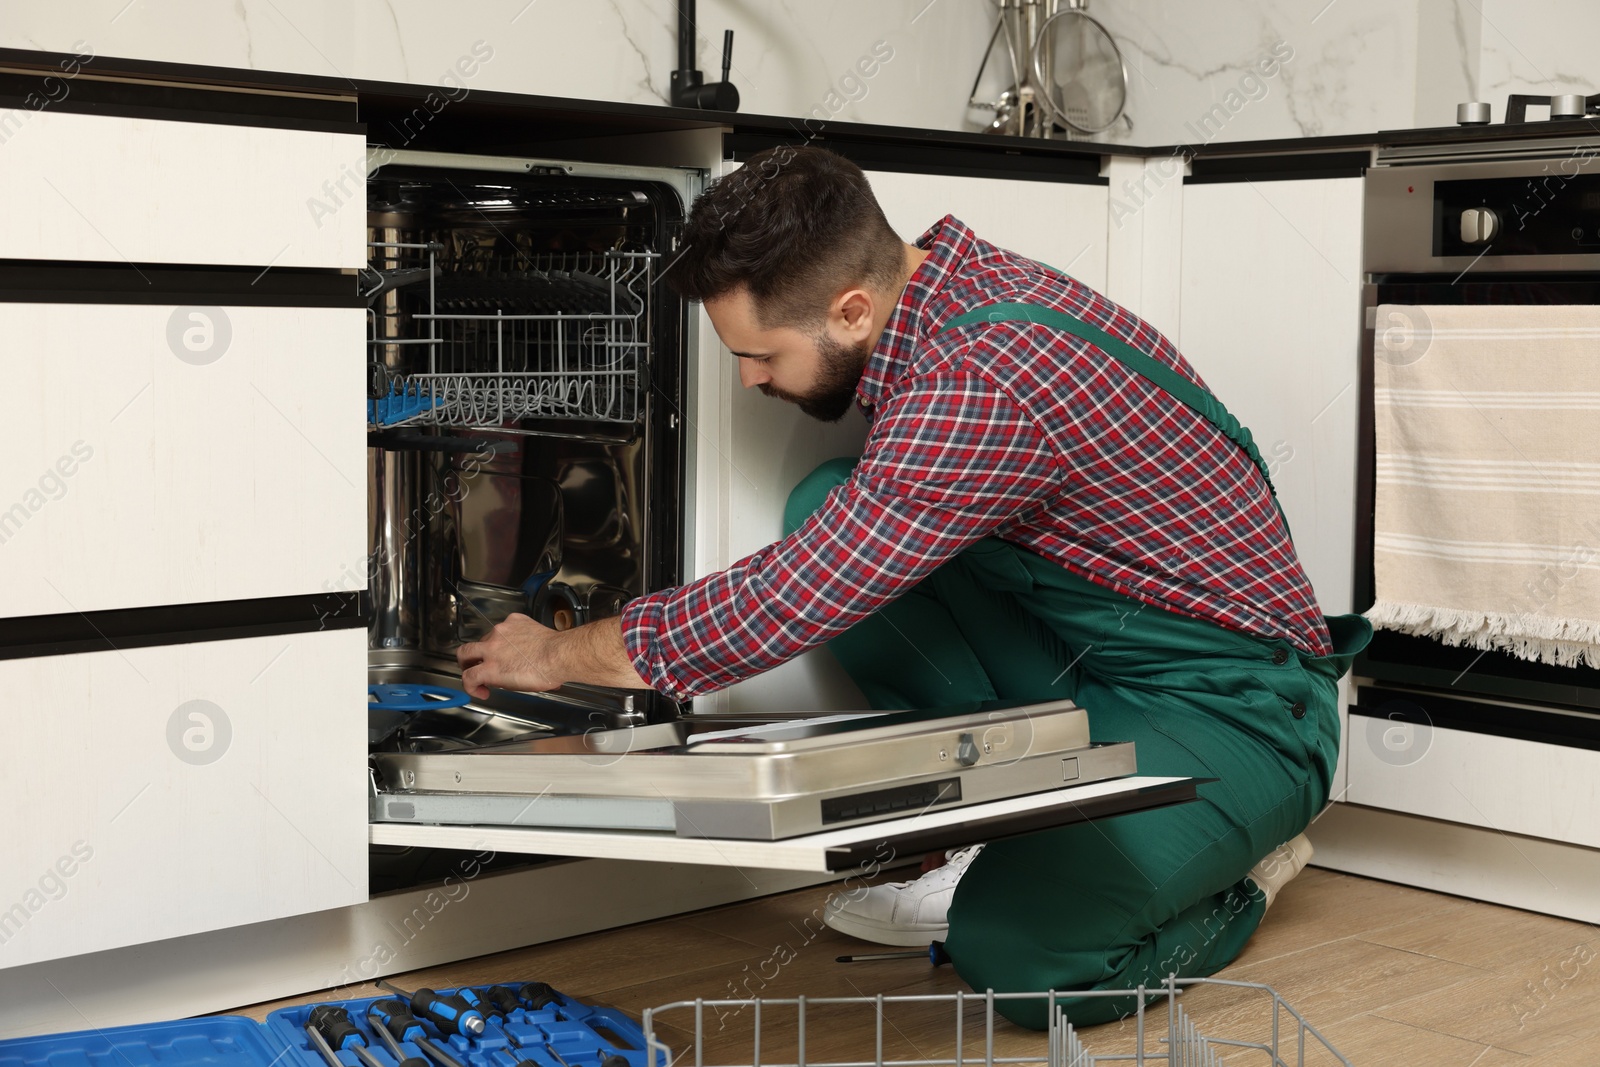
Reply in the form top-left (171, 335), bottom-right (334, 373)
top-left (0, 0), bottom-right (1591, 144)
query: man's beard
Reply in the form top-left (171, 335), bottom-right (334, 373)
top-left (759, 332), bottom-right (871, 422)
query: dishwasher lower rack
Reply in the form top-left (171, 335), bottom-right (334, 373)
top-left (640, 980), bottom-right (1350, 1067)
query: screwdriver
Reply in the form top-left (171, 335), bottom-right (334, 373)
top-left (304, 1006), bottom-right (390, 1067)
top-left (368, 1000), bottom-right (469, 1067)
top-left (479, 985), bottom-right (522, 1020)
top-left (836, 940), bottom-right (952, 965)
top-left (303, 1021), bottom-right (346, 1067)
top-left (516, 982), bottom-right (560, 1013)
top-left (376, 981), bottom-right (486, 1037)
top-left (361, 1004), bottom-right (435, 1067)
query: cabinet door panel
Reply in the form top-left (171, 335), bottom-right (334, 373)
top-left (0, 110), bottom-right (366, 268)
top-left (1178, 178), bottom-right (1364, 802)
top-left (0, 629), bottom-right (368, 967)
top-left (867, 171), bottom-right (1110, 292)
top-left (1, 303), bottom-right (366, 618)
top-left (1178, 178), bottom-right (1364, 618)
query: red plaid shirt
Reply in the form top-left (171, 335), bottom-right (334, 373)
top-left (622, 216), bottom-right (1333, 699)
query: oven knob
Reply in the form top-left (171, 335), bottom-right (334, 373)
top-left (1460, 206), bottom-right (1500, 244)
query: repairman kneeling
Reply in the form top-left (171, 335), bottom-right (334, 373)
top-left (455, 146), bottom-right (1372, 1029)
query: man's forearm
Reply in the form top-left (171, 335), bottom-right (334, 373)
top-left (556, 616), bottom-right (651, 689)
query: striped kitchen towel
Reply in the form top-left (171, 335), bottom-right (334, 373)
top-left (1369, 304), bottom-right (1600, 667)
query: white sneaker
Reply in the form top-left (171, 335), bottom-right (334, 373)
top-left (1247, 832), bottom-right (1313, 911)
top-left (823, 845), bottom-right (985, 946)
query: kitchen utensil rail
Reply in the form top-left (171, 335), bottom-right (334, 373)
top-left (641, 978), bottom-right (1350, 1067)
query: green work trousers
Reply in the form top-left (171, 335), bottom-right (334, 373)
top-left (786, 457), bottom-right (1372, 1029)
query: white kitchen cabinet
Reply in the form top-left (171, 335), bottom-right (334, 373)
top-left (0, 628), bottom-right (369, 968)
top-left (1176, 176), bottom-right (1366, 801)
top-left (1345, 717), bottom-right (1600, 847)
top-left (706, 168), bottom-right (1111, 716)
top-left (867, 170), bottom-right (1111, 292)
top-left (0, 88), bottom-right (373, 979)
top-left (0, 302), bottom-right (367, 618)
top-left (0, 109), bottom-right (366, 269)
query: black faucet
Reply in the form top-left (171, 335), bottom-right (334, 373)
top-left (670, 0), bottom-right (739, 111)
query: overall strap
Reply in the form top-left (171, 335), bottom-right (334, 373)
top-left (938, 301), bottom-right (1288, 528)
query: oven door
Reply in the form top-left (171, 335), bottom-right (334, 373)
top-left (1351, 270), bottom-right (1600, 853)
top-left (1356, 274), bottom-right (1600, 714)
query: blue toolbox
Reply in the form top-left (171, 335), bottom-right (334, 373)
top-left (0, 983), bottom-right (663, 1067)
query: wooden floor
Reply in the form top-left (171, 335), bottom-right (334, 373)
top-left (239, 865), bottom-right (1600, 1065)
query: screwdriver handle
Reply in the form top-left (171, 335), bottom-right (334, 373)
top-left (422, 988), bottom-right (485, 1037)
top-left (366, 1005), bottom-right (453, 1067)
top-left (304, 1024), bottom-right (347, 1067)
top-left (377, 982), bottom-right (485, 1038)
top-left (369, 999), bottom-right (426, 1043)
top-left (481, 985), bottom-right (522, 1019)
top-left (365, 1009), bottom-right (406, 1058)
top-left (308, 1006), bottom-right (368, 1051)
top-left (516, 982), bottom-right (559, 1011)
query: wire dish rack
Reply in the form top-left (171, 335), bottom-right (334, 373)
top-left (641, 980), bottom-right (1351, 1067)
top-left (367, 242), bottom-right (656, 428)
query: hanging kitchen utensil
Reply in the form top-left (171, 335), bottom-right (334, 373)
top-left (966, 0), bottom-right (1131, 139)
top-left (1031, 0), bottom-right (1129, 135)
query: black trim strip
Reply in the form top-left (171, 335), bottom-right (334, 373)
top-left (821, 777), bottom-right (1202, 871)
top-left (1185, 150), bottom-right (1370, 184)
top-left (0, 262), bottom-right (359, 306)
top-left (0, 593), bottom-right (366, 660)
top-left (0, 63), bottom-right (360, 134)
top-left (1353, 686), bottom-right (1600, 752)
top-left (724, 131), bottom-right (1108, 186)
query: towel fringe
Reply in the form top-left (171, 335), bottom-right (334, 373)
top-left (1366, 599), bottom-right (1600, 668)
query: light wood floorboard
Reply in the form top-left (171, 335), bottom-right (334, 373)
top-left (236, 866), bottom-right (1600, 1064)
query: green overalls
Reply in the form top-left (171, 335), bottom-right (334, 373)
top-left (783, 302), bottom-right (1372, 1029)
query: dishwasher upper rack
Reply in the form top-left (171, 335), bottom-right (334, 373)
top-left (367, 242), bottom-right (657, 428)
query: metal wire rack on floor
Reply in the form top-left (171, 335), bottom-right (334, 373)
top-left (642, 979), bottom-right (1351, 1067)
top-left (367, 244), bottom-right (656, 428)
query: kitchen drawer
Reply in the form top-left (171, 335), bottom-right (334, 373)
top-left (1346, 703), bottom-right (1600, 848)
top-left (0, 109), bottom-right (365, 269)
top-left (0, 628), bottom-right (368, 968)
top-left (0, 301), bottom-right (365, 619)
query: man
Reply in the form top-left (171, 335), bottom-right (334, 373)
top-left (458, 146), bottom-right (1370, 1028)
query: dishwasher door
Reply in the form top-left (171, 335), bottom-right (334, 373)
top-left (368, 699), bottom-right (1200, 869)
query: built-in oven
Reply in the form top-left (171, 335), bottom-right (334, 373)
top-left (1351, 139), bottom-right (1600, 851)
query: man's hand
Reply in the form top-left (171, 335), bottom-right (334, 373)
top-left (456, 613), bottom-right (651, 698)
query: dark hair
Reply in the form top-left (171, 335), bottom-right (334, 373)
top-left (667, 146), bottom-right (905, 328)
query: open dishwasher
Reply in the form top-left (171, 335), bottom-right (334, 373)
top-left (363, 150), bottom-right (1196, 874)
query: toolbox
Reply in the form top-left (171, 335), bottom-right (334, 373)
top-left (0, 985), bottom-right (662, 1067)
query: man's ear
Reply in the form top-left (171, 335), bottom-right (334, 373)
top-left (835, 287), bottom-right (875, 339)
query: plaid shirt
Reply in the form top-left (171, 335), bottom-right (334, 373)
top-left (622, 216), bottom-right (1334, 699)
